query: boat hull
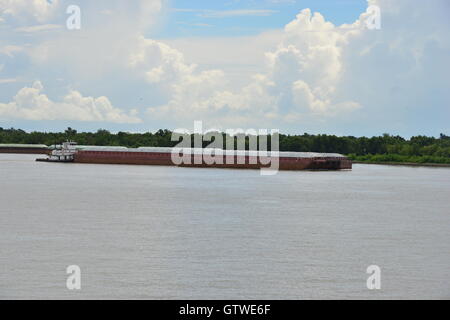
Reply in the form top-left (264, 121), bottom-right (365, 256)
top-left (36, 158), bottom-right (74, 163)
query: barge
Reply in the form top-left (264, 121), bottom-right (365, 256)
top-left (0, 144), bottom-right (49, 155)
top-left (36, 142), bottom-right (352, 170)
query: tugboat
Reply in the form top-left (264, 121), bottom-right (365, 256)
top-left (36, 141), bottom-right (77, 163)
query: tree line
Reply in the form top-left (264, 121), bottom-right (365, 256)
top-left (1, 127), bottom-right (449, 164)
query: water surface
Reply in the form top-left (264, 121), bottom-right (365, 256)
top-left (0, 154), bottom-right (449, 299)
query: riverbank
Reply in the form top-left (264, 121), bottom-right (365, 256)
top-left (348, 153), bottom-right (450, 167)
top-left (353, 161), bottom-right (450, 167)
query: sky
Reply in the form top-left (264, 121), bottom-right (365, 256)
top-left (0, 0), bottom-right (449, 137)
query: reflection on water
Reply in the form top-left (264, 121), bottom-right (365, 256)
top-left (0, 154), bottom-right (449, 299)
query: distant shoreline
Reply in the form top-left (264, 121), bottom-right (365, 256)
top-left (353, 161), bottom-right (450, 168)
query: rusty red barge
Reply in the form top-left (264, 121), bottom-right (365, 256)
top-left (0, 144), bottom-right (49, 155)
top-left (35, 142), bottom-right (352, 170)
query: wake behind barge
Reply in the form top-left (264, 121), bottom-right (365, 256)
top-left (36, 142), bottom-right (352, 170)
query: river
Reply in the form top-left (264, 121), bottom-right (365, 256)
top-left (0, 153), bottom-right (449, 299)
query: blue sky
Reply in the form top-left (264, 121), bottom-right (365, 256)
top-left (0, 0), bottom-right (449, 137)
top-left (157, 0), bottom-right (367, 38)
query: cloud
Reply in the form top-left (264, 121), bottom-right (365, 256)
top-left (0, 45), bottom-right (23, 57)
top-left (0, 0), bottom-right (448, 135)
top-left (0, 78), bottom-right (17, 84)
top-left (140, 0), bottom-right (449, 134)
top-left (144, 8), bottom-right (363, 126)
top-left (173, 8), bottom-right (278, 18)
top-left (0, 81), bottom-right (142, 123)
top-left (8, 1), bottom-right (165, 80)
top-left (269, 0), bottom-right (296, 3)
top-left (14, 24), bottom-right (62, 33)
top-left (0, 0), bottom-right (60, 23)
top-left (176, 22), bottom-right (213, 28)
top-left (199, 9), bottom-right (278, 18)
top-left (130, 36), bottom-right (199, 85)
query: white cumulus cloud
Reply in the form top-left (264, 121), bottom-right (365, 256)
top-left (0, 0), bottom-right (59, 23)
top-left (141, 0), bottom-right (449, 134)
top-left (0, 81), bottom-right (142, 123)
top-left (144, 8), bottom-right (364, 126)
top-left (0, 0), bottom-right (448, 135)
